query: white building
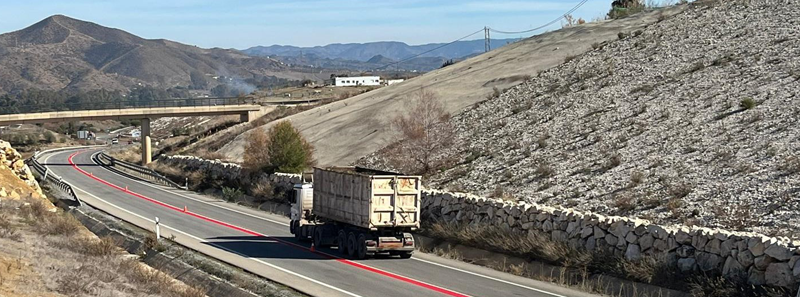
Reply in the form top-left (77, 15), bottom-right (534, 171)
top-left (334, 76), bottom-right (381, 87)
top-left (384, 79), bottom-right (405, 86)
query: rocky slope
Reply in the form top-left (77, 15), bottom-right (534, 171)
top-left (362, 0), bottom-right (800, 239)
top-left (0, 140), bottom-right (44, 198)
top-left (0, 15), bottom-right (296, 94)
top-left (414, 0), bottom-right (800, 239)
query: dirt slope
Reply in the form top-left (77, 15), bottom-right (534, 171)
top-left (220, 6), bottom-right (687, 165)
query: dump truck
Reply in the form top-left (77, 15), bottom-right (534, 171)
top-left (289, 167), bottom-right (421, 259)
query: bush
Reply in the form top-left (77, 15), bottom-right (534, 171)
top-left (221, 187), bottom-right (244, 202)
top-left (42, 212), bottom-right (83, 236)
top-left (740, 97), bottom-right (756, 110)
top-left (43, 131), bottom-right (57, 143)
top-left (244, 121), bottom-right (314, 174)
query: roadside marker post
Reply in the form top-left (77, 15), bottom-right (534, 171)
top-left (185, 178), bottom-right (189, 190)
top-left (43, 168), bottom-right (50, 180)
top-left (155, 217), bottom-right (160, 240)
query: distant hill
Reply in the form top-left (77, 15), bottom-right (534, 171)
top-left (0, 15), bottom-right (311, 94)
top-left (271, 53), bottom-right (451, 72)
top-left (242, 38), bottom-right (520, 66)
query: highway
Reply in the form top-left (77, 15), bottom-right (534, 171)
top-left (41, 147), bottom-right (593, 297)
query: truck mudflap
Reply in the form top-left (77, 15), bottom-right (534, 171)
top-left (366, 235), bottom-right (415, 252)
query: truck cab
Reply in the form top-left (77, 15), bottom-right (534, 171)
top-left (289, 182), bottom-right (314, 240)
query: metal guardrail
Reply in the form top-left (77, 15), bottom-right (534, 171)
top-left (0, 97), bottom-right (252, 116)
top-left (95, 152), bottom-right (185, 190)
top-left (26, 156), bottom-right (80, 205)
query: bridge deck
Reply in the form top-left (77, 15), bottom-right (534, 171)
top-left (0, 105), bottom-right (261, 125)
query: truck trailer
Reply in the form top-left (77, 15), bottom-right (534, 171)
top-left (289, 167), bottom-right (421, 259)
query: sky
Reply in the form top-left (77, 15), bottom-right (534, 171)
top-left (0, 0), bottom-right (611, 49)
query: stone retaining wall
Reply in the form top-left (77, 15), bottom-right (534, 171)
top-left (423, 190), bottom-right (800, 289)
top-left (158, 155), bottom-right (301, 190)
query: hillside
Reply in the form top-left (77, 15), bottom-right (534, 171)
top-left (372, 0), bottom-right (800, 238)
top-left (0, 15), bottom-right (310, 94)
top-left (243, 38), bottom-right (519, 62)
top-left (266, 53), bottom-right (450, 72)
top-left (220, 6), bottom-right (686, 165)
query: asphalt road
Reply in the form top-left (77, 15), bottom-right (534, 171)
top-left (41, 148), bottom-right (593, 297)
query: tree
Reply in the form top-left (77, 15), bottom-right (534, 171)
top-left (244, 121), bottom-right (314, 174)
top-left (390, 89), bottom-right (454, 174)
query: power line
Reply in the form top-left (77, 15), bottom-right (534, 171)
top-left (489, 0), bottom-right (590, 34)
top-left (374, 28), bottom-right (484, 70)
top-left (374, 0), bottom-right (589, 70)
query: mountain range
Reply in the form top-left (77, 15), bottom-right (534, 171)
top-left (242, 39), bottom-right (520, 71)
top-left (0, 15), bottom-right (302, 95)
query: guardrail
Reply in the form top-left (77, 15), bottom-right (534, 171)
top-left (95, 152), bottom-right (186, 190)
top-left (26, 156), bottom-right (80, 205)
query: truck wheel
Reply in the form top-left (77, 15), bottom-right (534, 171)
top-left (313, 227), bottom-right (324, 248)
top-left (346, 232), bottom-right (357, 258)
top-left (289, 220), bottom-right (295, 234)
top-left (399, 251), bottom-right (413, 259)
top-left (337, 230), bottom-right (348, 255)
top-left (356, 233), bottom-right (367, 260)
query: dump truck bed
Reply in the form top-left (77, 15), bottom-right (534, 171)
top-left (313, 167), bottom-right (421, 230)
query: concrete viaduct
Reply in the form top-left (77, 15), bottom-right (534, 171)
top-left (0, 104), bottom-right (261, 165)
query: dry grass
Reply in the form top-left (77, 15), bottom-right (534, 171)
top-left (0, 193), bottom-right (206, 297)
top-left (106, 146), bottom-right (142, 164)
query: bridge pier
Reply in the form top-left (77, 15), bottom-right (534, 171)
top-left (141, 118), bottom-right (152, 165)
top-left (240, 111), bottom-right (255, 123)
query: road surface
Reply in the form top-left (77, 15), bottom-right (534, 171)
top-left (41, 147), bottom-right (593, 297)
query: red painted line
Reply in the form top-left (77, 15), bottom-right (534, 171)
top-left (67, 150), bottom-right (471, 297)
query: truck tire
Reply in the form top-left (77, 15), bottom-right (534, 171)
top-left (337, 230), bottom-right (348, 255)
top-left (347, 232), bottom-right (357, 258)
top-left (313, 227), bottom-right (324, 248)
top-left (399, 251), bottom-right (413, 259)
top-left (289, 220), bottom-right (295, 234)
top-left (356, 233), bottom-right (367, 260)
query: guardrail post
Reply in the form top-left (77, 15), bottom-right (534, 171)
top-left (43, 167), bottom-right (49, 181)
top-left (154, 217), bottom-right (161, 240)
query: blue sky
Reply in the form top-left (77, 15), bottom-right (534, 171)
top-left (0, 0), bottom-right (610, 49)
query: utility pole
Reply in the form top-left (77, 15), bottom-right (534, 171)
top-left (484, 27), bottom-right (491, 52)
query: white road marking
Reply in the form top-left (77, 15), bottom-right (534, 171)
top-left (411, 257), bottom-right (566, 297)
top-left (88, 151), bottom-right (291, 227)
top-left (68, 183), bottom-right (362, 297)
top-left (63, 149), bottom-right (569, 297)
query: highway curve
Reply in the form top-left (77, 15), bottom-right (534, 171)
top-left (41, 147), bottom-right (593, 297)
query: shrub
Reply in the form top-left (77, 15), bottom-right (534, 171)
top-left (740, 97), bottom-right (756, 110)
top-left (42, 212), bottom-right (83, 236)
top-left (603, 154), bottom-right (622, 171)
top-left (80, 236), bottom-right (118, 256)
top-left (613, 194), bottom-right (636, 214)
top-left (221, 187), bottom-right (244, 202)
top-left (629, 170), bottom-right (645, 187)
top-left (43, 131), bottom-right (57, 143)
top-left (779, 155), bottom-right (800, 174)
top-left (0, 215), bottom-right (22, 241)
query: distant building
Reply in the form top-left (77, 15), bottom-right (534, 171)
top-left (384, 79), bottom-right (405, 86)
top-left (334, 76), bottom-right (381, 87)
